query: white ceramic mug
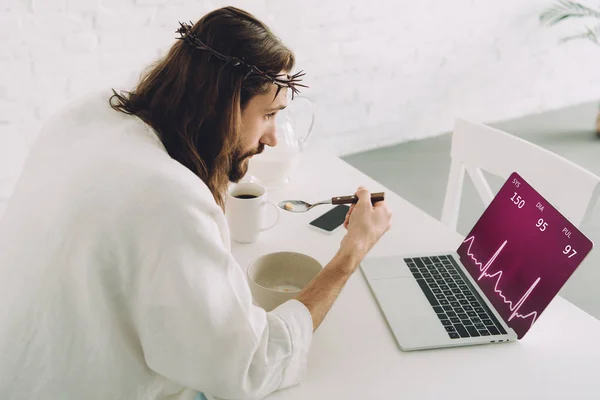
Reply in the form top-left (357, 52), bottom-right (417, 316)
top-left (225, 182), bottom-right (279, 243)
top-left (247, 252), bottom-right (323, 311)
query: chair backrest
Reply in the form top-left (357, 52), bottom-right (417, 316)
top-left (441, 118), bottom-right (600, 231)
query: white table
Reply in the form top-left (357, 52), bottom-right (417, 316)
top-left (231, 150), bottom-right (600, 400)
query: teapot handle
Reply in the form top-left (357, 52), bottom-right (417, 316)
top-left (292, 95), bottom-right (315, 145)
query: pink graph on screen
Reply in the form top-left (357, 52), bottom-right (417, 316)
top-left (463, 236), bottom-right (541, 327)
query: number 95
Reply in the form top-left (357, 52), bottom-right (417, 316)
top-left (536, 218), bottom-right (548, 231)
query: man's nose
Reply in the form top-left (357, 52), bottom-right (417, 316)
top-left (261, 128), bottom-right (278, 147)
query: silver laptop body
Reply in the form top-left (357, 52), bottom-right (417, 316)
top-left (361, 170), bottom-right (594, 351)
top-left (360, 251), bottom-right (518, 351)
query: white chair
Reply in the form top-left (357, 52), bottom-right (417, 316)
top-left (441, 118), bottom-right (600, 231)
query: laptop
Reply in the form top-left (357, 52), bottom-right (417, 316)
top-left (360, 171), bottom-right (594, 351)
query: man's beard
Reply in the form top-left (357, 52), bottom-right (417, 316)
top-left (229, 143), bottom-right (265, 182)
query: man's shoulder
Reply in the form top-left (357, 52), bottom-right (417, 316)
top-left (143, 164), bottom-right (219, 209)
top-left (44, 89), bottom-right (115, 125)
top-left (113, 165), bottom-right (225, 246)
top-left (33, 89), bottom-right (222, 216)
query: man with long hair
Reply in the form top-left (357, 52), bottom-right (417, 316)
top-left (0, 6), bottom-right (391, 400)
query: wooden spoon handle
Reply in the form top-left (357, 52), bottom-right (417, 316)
top-left (331, 192), bottom-right (385, 205)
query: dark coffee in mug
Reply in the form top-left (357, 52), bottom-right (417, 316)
top-left (234, 194), bottom-right (258, 199)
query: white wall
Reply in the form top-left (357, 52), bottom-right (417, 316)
top-left (2, 0), bottom-right (600, 200)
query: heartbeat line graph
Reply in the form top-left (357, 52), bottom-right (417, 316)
top-left (463, 236), bottom-right (541, 327)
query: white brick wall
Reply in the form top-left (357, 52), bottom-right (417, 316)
top-left (2, 0), bottom-right (600, 200)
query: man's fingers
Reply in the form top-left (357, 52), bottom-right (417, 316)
top-left (348, 204), bottom-right (355, 215)
top-left (354, 186), bottom-right (368, 200)
top-left (343, 204), bottom-right (354, 229)
top-left (374, 201), bottom-right (393, 219)
top-left (355, 187), bottom-right (371, 205)
top-left (343, 213), bottom-right (351, 229)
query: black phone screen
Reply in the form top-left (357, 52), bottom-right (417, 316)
top-left (309, 205), bottom-right (350, 232)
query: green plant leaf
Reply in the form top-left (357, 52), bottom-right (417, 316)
top-left (540, 0), bottom-right (600, 26)
top-left (560, 24), bottom-right (600, 45)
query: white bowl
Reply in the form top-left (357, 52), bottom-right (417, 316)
top-left (247, 251), bottom-right (322, 311)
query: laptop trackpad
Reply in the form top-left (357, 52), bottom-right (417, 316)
top-left (369, 277), bottom-right (433, 313)
top-left (368, 277), bottom-right (446, 349)
top-left (360, 256), bottom-right (412, 280)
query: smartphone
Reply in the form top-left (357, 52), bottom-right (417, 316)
top-left (309, 204), bottom-right (350, 234)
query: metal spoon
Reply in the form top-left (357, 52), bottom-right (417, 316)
top-left (278, 192), bottom-right (385, 213)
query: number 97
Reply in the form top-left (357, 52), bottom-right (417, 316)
top-left (563, 245), bottom-right (577, 258)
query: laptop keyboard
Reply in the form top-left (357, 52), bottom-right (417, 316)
top-left (404, 255), bottom-right (508, 339)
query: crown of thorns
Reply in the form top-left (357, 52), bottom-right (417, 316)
top-left (175, 21), bottom-right (307, 99)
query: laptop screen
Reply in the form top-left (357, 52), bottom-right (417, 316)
top-left (456, 172), bottom-right (593, 339)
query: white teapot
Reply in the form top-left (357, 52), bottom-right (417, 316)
top-left (247, 95), bottom-right (315, 187)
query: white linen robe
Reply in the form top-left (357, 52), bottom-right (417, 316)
top-left (0, 91), bottom-right (313, 400)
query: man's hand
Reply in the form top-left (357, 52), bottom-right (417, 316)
top-left (340, 186), bottom-right (392, 265)
top-left (296, 186), bottom-right (392, 331)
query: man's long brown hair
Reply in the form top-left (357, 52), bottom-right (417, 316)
top-left (109, 6), bottom-right (295, 208)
